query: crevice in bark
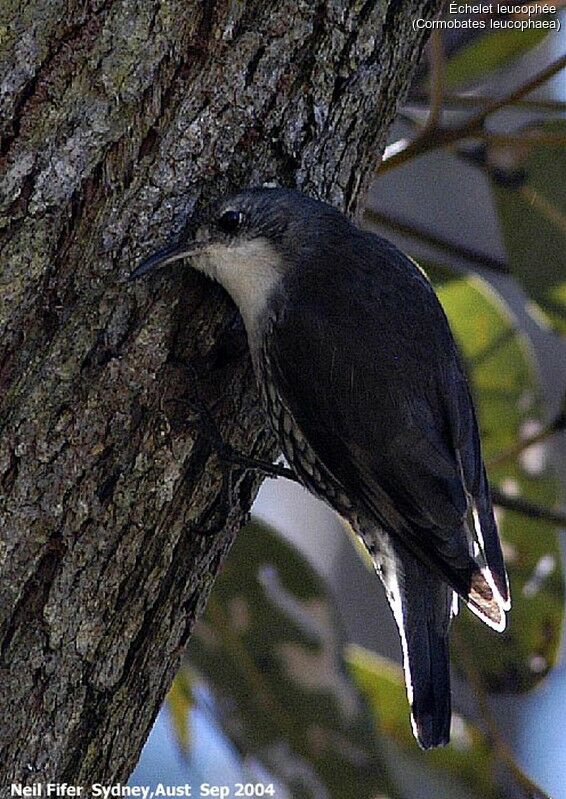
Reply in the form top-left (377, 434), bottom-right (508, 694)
top-left (244, 46), bottom-right (267, 87)
top-left (0, 543), bottom-right (64, 661)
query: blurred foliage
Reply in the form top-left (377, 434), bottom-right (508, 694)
top-left (431, 273), bottom-right (564, 691)
top-left (185, 521), bottom-right (396, 799)
top-left (173, 506), bottom-right (554, 798)
top-left (441, 27), bottom-right (552, 89)
top-left (347, 645), bottom-right (499, 799)
top-left (490, 120), bottom-right (566, 334)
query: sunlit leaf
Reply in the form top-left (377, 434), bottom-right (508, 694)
top-left (490, 121), bottom-right (566, 334)
top-left (442, 27), bottom-right (551, 89)
top-left (429, 271), bottom-right (564, 692)
top-left (186, 520), bottom-right (397, 799)
top-left (166, 668), bottom-right (194, 754)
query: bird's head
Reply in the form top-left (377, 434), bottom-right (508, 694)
top-left (129, 187), bottom-right (345, 331)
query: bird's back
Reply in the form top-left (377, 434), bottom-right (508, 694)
top-left (260, 221), bottom-right (508, 622)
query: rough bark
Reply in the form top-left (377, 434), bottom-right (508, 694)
top-left (0, 0), bottom-right (440, 790)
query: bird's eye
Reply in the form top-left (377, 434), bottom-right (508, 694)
top-left (218, 209), bottom-right (243, 234)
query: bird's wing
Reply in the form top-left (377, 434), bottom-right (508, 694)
top-left (266, 251), bottom-right (509, 625)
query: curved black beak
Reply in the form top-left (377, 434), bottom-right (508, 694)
top-left (128, 241), bottom-right (208, 281)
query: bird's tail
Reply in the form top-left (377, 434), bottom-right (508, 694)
top-left (367, 529), bottom-right (454, 749)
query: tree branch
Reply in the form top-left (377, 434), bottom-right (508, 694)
top-left (424, 31), bottom-right (445, 130)
top-left (488, 408), bottom-right (566, 469)
top-left (407, 91), bottom-right (566, 113)
top-left (476, 131), bottom-right (566, 147)
top-left (364, 207), bottom-right (509, 273)
top-left (519, 185), bottom-right (566, 235)
top-left (491, 489), bottom-right (566, 528)
top-left (380, 53), bottom-right (566, 173)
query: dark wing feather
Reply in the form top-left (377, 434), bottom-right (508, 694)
top-left (266, 234), bottom-right (508, 615)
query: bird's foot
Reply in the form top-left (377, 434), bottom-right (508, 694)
top-left (218, 446), bottom-right (299, 483)
top-left (168, 359), bottom-right (300, 484)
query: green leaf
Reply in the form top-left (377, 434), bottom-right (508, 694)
top-left (429, 272), bottom-right (564, 692)
top-left (443, 27), bottom-right (551, 90)
top-left (166, 668), bottom-right (194, 754)
top-left (187, 520), bottom-right (397, 799)
top-left (491, 120), bottom-right (566, 334)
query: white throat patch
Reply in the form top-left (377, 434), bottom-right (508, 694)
top-left (196, 237), bottom-right (284, 335)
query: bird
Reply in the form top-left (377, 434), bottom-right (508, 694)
top-left (129, 187), bottom-right (510, 749)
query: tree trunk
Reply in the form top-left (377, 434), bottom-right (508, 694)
top-left (0, 0), bottom-right (440, 789)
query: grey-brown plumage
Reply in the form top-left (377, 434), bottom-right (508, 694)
top-left (130, 187), bottom-right (510, 749)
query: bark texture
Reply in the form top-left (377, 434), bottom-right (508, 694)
top-left (0, 0), bottom-right (440, 790)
